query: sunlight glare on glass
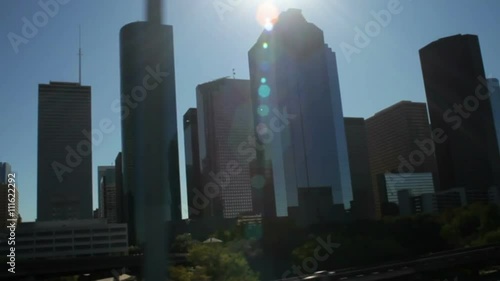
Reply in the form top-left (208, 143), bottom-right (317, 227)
top-left (258, 84), bottom-right (271, 98)
top-left (256, 2), bottom-right (279, 29)
top-left (264, 18), bottom-right (274, 31)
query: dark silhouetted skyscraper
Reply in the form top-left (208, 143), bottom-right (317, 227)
top-left (119, 1), bottom-right (179, 279)
top-left (196, 78), bottom-right (254, 218)
top-left (344, 118), bottom-right (376, 220)
top-left (183, 108), bottom-right (203, 219)
top-left (419, 34), bottom-right (500, 203)
top-left (37, 82), bottom-right (92, 221)
top-left (366, 101), bottom-right (437, 218)
top-left (489, 78), bottom-right (500, 152)
top-left (0, 162), bottom-right (11, 184)
top-left (248, 9), bottom-right (353, 218)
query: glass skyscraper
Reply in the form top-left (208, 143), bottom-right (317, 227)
top-left (248, 9), bottom-right (353, 217)
top-left (420, 34), bottom-right (500, 203)
top-left (37, 82), bottom-right (92, 221)
top-left (119, 2), bottom-right (179, 279)
top-left (196, 78), bottom-right (254, 218)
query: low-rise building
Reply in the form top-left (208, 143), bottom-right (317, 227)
top-left (0, 219), bottom-right (128, 259)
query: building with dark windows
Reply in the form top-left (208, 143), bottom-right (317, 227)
top-left (196, 78), bottom-right (254, 218)
top-left (115, 152), bottom-right (124, 223)
top-left (248, 9), bottom-right (353, 218)
top-left (0, 219), bottom-right (128, 259)
top-left (97, 166), bottom-right (114, 218)
top-left (436, 187), bottom-right (467, 211)
top-left (289, 187), bottom-right (345, 227)
top-left (366, 101), bottom-right (437, 218)
top-left (0, 162), bottom-right (11, 184)
top-left (37, 82), bottom-right (92, 221)
top-left (119, 2), bottom-right (179, 279)
top-left (98, 166), bottom-right (122, 224)
top-left (419, 34), bottom-right (500, 203)
top-left (183, 108), bottom-right (203, 219)
top-left (344, 118), bottom-right (376, 220)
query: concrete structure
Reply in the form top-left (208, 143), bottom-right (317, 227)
top-left (366, 101), bottom-right (437, 218)
top-left (196, 78), bottom-right (254, 218)
top-left (37, 82), bottom-right (92, 221)
top-left (0, 219), bottom-right (128, 259)
top-left (248, 9), bottom-right (353, 217)
top-left (344, 118), bottom-right (376, 220)
top-left (420, 34), bottom-right (500, 204)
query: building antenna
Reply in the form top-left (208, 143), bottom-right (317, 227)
top-left (78, 25), bottom-right (82, 85)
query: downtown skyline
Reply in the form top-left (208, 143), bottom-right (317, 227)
top-left (2, 0), bottom-right (500, 221)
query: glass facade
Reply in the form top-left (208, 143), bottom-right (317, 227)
top-left (196, 79), bottom-right (254, 218)
top-left (420, 34), bottom-right (500, 202)
top-left (120, 22), bottom-right (180, 248)
top-left (248, 9), bottom-right (353, 217)
top-left (379, 172), bottom-right (435, 205)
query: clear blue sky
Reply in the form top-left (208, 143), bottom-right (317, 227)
top-left (1, 0), bottom-right (500, 222)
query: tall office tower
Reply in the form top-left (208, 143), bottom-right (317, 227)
top-left (366, 101), bottom-right (437, 218)
top-left (0, 183), bottom-right (19, 230)
top-left (0, 162), bottom-right (12, 184)
top-left (344, 118), bottom-right (376, 220)
top-left (488, 78), bottom-right (500, 152)
top-left (183, 108), bottom-right (203, 219)
top-left (119, 1), bottom-right (179, 278)
top-left (248, 9), bottom-right (353, 217)
top-left (196, 78), bottom-right (254, 218)
top-left (419, 34), bottom-right (500, 203)
top-left (115, 152), bottom-right (124, 223)
top-left (37, 82), bottom-right (92, 221)
top-left (97, 165), bottom-right (114, 218)
top-left (98, 166), bottom-right (122, 223)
